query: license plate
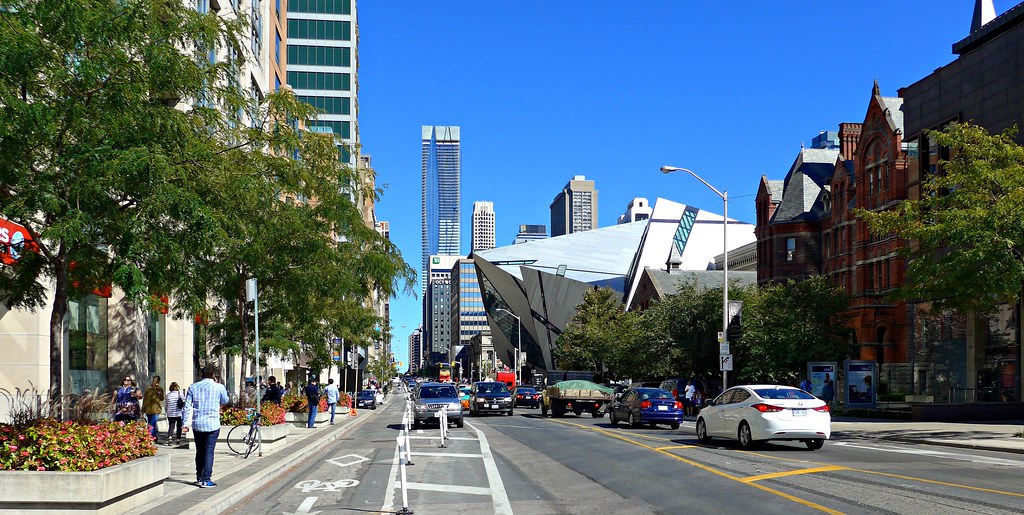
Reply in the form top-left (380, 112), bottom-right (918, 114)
top-left (792, 409), bottom-right (806, 417)
top-left (490, 404), bottom-right (499, 409)
top-left (657, 405), bottom-right (668, 411)
top-left (433, 412), bottom-right (441, 418)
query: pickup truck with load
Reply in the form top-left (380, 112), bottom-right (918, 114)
top-left (541, 380), bottom-right (613, 418)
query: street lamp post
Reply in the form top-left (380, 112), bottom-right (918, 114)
top-left (496, 308), bottom-right (522, 387)
top-left (660, 166), bottom-right (730, 391)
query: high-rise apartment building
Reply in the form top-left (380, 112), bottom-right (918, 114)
top-left (287, 0), bottom-right (358, 167)
top-left (409, 327), bottom-right (423, 373)
top-left (618, 197), bottom-right (652, 224)
top-left (513, 224), bottom-right (548, 244)
top-left (550, 175), bottom-right (598, 237)
top-left (472, 201), bottom-right (495, 252)
top-left (425, 254), bottom-right (459, 365)
top-left (421, 126), bottom-right (462, 291)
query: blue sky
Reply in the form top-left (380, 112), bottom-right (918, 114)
top-left (359, 1), bottom-right (988, 370)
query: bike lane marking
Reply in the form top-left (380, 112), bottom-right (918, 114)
top-left (465, 420), bottom-right (513, 515)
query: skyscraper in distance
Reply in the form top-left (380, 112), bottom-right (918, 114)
top-left (550, 175), bottom-right (598, 237)
top-left (513, 224), bottom-right (548, 244)
top-left (421, 125), bottom-right (462, 291)
top-left (472, 201), bottom-right (495, 252)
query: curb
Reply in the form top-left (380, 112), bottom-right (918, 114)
top-left (880, 436), bottom-right (1024, 455)
top-left (188, 400), bottom-right (385, 514)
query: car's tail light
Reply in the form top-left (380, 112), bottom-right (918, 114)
top-left (673, 389), bottom-right (678, 398)
top-left (640, 400), bottom-right (652, 409)
top-left (751, 403), bottom-right (784, 413)
top-left (675, 401), bottom-right (684, 410)
top-left (813, 405), bottom-right (830, 413)
top-left (516, 394), bottom-right (523, 398)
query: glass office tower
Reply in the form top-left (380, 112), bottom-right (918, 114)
top-left (421, 125), bottom-right (462, 291)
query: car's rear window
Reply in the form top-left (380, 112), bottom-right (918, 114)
top-left (420, 386), bottom-right (457, 399)
top-left (753, 387), bottom-right (816, 400)
top-left (358, 391), bottom-right (374, 398)
top-left (477, 383), bottom-right (508, 393)
top-left (516, 388), bottom-right (536, 394)
top-left (637, 388), bottom-right (673, 400)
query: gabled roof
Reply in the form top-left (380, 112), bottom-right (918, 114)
top-left (879, 96), bottom-right (904, 134)
top-left (770, 147), bottom-right (840, 224)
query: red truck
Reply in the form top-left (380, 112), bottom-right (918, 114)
top-left (496, 371), bottom-right (516, 388)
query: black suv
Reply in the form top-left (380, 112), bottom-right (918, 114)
top-left (470, 381), bottom-right (513, 416)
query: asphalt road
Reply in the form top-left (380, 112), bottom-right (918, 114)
top-left (231, 399), bottom-right (1024, 514)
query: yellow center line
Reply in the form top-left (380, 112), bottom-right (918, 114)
top-left (656, 445), bottom-right (697, 451)
top-left (544, 418), bottom-right (843, 515)
top-left (859, 469), bottom-right (1024, 498)
top-left (742, 465), bottom-right (849, 483)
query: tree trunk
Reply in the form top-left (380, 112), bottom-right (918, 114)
top-left (48, 244), bottom-right (69, 419)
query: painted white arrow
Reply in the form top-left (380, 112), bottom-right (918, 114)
top-left (282, 496), bottom-right (319, 515)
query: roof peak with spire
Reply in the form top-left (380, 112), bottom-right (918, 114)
top-left (972, 0), bottom-right (996, 33)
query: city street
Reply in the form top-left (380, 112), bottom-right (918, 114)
top-left (231, 396), bottom-right (1024, 514)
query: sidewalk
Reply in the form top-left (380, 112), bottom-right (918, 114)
top-left (129, 403), bottom-right (383, 515)
top-left (831, 417), bottom-right (1024, 454)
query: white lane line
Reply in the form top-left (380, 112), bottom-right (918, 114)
top-left (296, 496), bottom-right (318, 513)
top-left (408, 435), bottom-right (478, 441)
top-left (832, 441), bottom-right (1024, 466)
top-left (465, 420), bottom-right (513, 515)
top-left (380, 438), bottom-right (401, 513)
top-left (411, 452), bottom-right (483, 458)
top-left (399, 481), bottom-right (492, 496)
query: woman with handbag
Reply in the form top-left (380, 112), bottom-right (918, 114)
top-left (165, 382), bottom-right (185, 446)
top-left (113, 376), bottom-right (142, 423)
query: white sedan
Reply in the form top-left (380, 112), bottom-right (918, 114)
top-left (695, 385), bottom-right (831, 450)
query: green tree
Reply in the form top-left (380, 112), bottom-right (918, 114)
top-left (0, 0), bottom-right (248, 399)
top-left (632, 279), bottom-right (733, 382)
top-left (860, 122), bottom-right (1024, 315)
top-left (554, 287), bottom-right (632, 380)
top-left (736, 276), bottom-right (853, 383)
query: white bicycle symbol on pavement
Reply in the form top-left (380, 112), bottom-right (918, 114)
top-left (294, 479), bottom-right (360, 492)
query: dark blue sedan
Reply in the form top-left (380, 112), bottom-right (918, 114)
top-left (356, 390), bottom-right (377, 410)
top-left (608, 388), bottom-right (683, 429)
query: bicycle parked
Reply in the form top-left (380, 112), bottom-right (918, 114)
top-left (227, 407), bottom-right (261, 458)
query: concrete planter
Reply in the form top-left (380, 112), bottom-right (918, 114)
top-left (213, 422), bottom-right (290, 453)
top-left (285, 410), bottom-right (330, 427)
top-left (0, 454), bottom-right (169, 514)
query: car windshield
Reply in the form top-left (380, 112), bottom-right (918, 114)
top-left (753, 387), bottom-right (817, 400)
top-left (476, 383), bottom-right (508, 394)
top-left (419, 386), bottom-right (457, 399)
top-left (637, 388), bottom-right (672, 400)
top-left (358, 391), bottom-right (374, 398)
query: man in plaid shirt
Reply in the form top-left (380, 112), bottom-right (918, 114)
top-left (183, 363), bottom-right (229, 488)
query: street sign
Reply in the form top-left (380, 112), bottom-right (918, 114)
top-left (717, 331), bottom-right (724, 343)
top-left (720, 354), bottom-right (733, 371)
top-left (719, 342), bottom-right (730, 355)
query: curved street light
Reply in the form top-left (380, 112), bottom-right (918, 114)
top-left (660, 165), bottom-right (730, 390)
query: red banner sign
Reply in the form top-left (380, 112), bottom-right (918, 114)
top-left (0, 217), bottom-right (33, 265)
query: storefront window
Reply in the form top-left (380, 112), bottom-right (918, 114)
top-left (68, 294), bottom-right (109, 394)
top-left (979, 305), bottom-right (1019, 402)
top-left (148, 313), bottom-right (166, 385)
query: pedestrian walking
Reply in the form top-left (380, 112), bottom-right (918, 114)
top-left (182, 364), bottom-right (229, 488)
top-left (304, 379), bottom-right (321, 428)
top-left (142, 375), bottom-right (164, 441)
top-left (324, 378), bottom-right (340, 425)
top-left (165, 382), bottom-right (184, 446)
top-left (113, 375), bottom-right (142, 423)
top-left (821, 376), bottom-right (835, 408)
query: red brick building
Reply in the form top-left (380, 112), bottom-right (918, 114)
top-left (757, 83), bottom-right (911, 387)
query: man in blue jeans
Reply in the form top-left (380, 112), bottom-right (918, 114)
top-left (304, 379), bottom-right (321, 428)
top-left (323, 378), bottom-right (340, 425)
top-left (182, 363), bottom-right (229, 488)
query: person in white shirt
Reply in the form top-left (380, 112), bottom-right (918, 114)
top-left (684, 380), bottom-right (697, 416)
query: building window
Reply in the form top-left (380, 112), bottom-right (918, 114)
top-left (286, 19), bottom-right (351, 41)
top-left (68, 294), bottom-right (109, 393)
top-left (785, 237), bottom-right (795, 262)
top-left (275, 30), bottom-right (281, 65)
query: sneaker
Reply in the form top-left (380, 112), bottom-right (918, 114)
top-left (199, 481), bottom-right (217, 488)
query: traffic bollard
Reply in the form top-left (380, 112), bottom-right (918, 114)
top-left (396, 436), bottom-right (414, 514)
top-left (437, 409), bottom-right (447, 448)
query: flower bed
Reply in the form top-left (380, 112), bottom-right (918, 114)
top-left (0, 419), bottom-right (156, 472)
top-left (220, 401), bottom-right (287, 426)
top-left (282, 393), bottom-right (329, 413)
